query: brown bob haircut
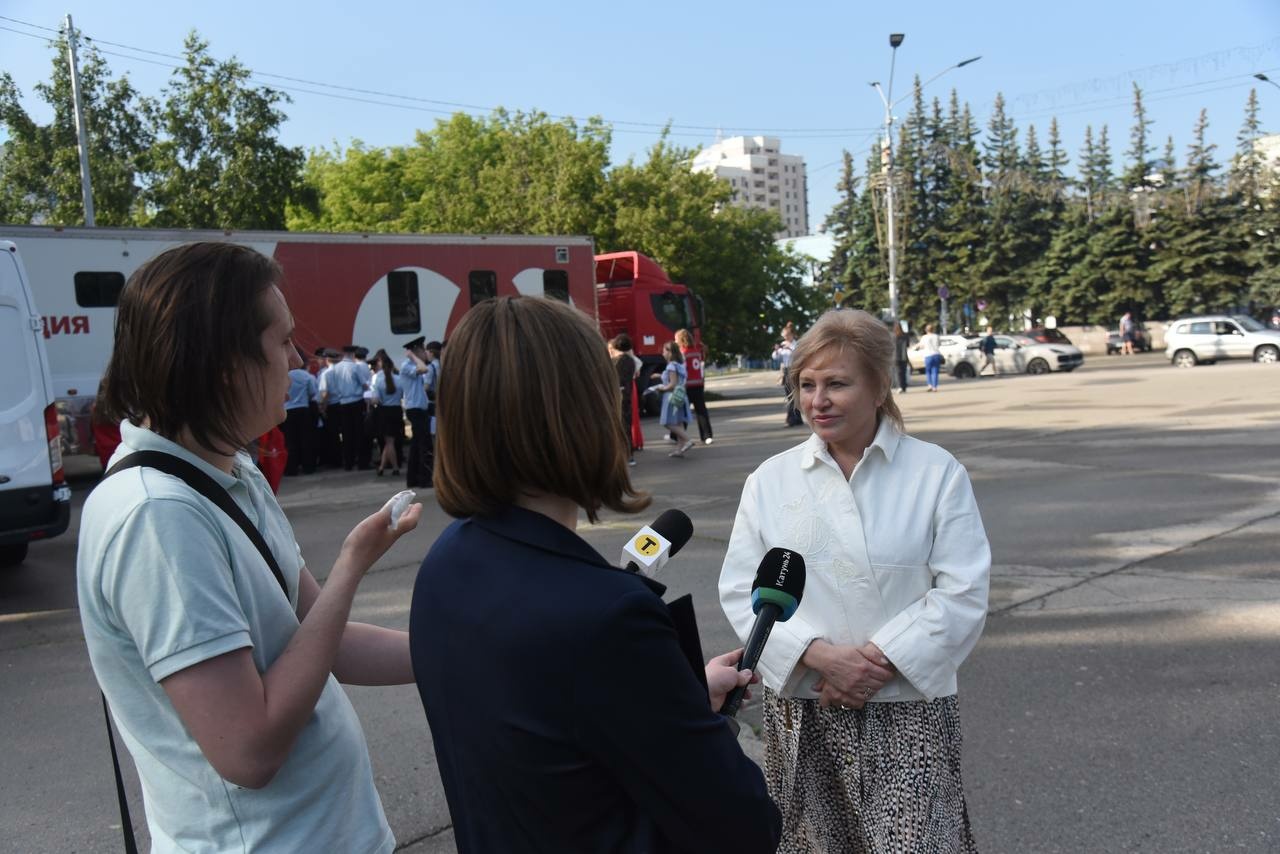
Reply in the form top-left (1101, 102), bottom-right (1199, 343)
top-left (787, 309), bottom-right (905, 432)
top-left (97, 241), bottom-right (283, 455)
top-left (435, 296), bottom-right (650, 523)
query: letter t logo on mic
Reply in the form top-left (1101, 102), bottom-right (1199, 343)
top-left (619, 509), bottom-right (694, 577)
top-left (622, 527), bottom-right (672, 575)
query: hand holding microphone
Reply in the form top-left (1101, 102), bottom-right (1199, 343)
top-left (721, 547), bottom-right (807, 718)
top-left (705, 648), bottom-right (760, 713)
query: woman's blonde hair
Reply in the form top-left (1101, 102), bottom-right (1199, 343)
top-left (674, 328), bottom-right (693, 349)
top-left (434, 296), bottom-right (650, 522)
top-left (787, 309), bottom-right (905, 431)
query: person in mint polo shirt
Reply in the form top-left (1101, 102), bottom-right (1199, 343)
top-left (78, 242), bottom-right (423, 853)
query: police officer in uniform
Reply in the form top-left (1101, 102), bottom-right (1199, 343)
top-left (284, 348), bottom-right (318, 475)
top-left (400, 337), bottom-right (432, 489)
top-left (317, 348), bottom-right (343, 469)
top-left (353, 346), bottom-right (375, 469)
top-left (331, 345), bottom-right (368, 471)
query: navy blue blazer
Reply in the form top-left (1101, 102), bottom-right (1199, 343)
top-left (409, 505), bottom-right (781, 853)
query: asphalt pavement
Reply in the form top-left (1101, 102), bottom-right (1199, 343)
top-left (2, 351), bottom-right (1277, 853)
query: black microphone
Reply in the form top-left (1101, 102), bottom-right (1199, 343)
top-left (620, 509), bottom-right (694, 577)
top-left (720, 547), bottom-right (807, 717)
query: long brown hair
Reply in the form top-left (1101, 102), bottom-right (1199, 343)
top-left (434, 296), bottom-right (650, 522)
top-left (97, 242), bottom-right (281, 454)
top-left (373, 348), bottom-right (396, 395)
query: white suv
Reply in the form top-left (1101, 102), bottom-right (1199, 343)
top-left (1165, 315), bottom-right (1280, 368)
top-left (0, 242), bottom-right (70, 566)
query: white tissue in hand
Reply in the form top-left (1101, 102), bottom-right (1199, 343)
top-left (384, 490), bottom-right (416, 531)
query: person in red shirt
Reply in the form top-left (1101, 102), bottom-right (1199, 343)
top-left (675, 328), bottom-right (713, 445)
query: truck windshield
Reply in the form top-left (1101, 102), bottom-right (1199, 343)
top-left (650, 292), bottom-right (692, 333)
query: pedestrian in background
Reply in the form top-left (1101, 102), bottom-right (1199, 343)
top-left (317, 348), bottom-right (343, 468)
top-left (1120, 311), bottom-right (1136, 356)
top-left (720, 308), bottom-right (989, 853)
top-left (400, 337), bottom-right (433, 490)
top-left (283, 347), bottom-right (318, 476)
top-left (608, 335), bottom-right (637, 466)
top-left (921, 323), bottom-right (943, 392)
top-left (370, 349), bottom-right (403, 477)
top-left (893, 322), bottom-right (910, 393)
top-left (773, 321), bottom-right (802, 426)
top-left (423, 341), bottom-right (442, 477)
top-left (354, 347), bottom-right (375, 469)
top-left (331, 346), bottom-right (369, 471)
top-left (676, 328), bottom-right (714, 445)
top-left (979, 326), bottom-right (998, 377)
top-left (652, 341), bottom-right (696, 457)
top-left (613, 333), bottom-right (644, 453)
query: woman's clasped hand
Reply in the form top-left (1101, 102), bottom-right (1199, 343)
top-left (803, 639), bottom-right (896, 709)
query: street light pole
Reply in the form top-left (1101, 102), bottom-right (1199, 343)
top-left (1256, 72), bottom-right (1280, 92)
top-left (871, 33), bottom-right (904, 324)
top-left (65, 14), bottom-right (95, 227)
top-left (871, 44), bottom-right (980, 326)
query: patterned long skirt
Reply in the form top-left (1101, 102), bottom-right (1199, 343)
top-left (762, 688), bottom-right (978, 854)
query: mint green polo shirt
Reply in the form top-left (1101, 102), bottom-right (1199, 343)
top-left (77, 422), bottom-right (393, 853)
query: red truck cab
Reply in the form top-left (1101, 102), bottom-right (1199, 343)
top-left (594, 251), bottom-right (704, 403)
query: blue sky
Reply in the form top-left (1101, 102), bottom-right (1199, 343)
top-left (2, 1), bottom-right (1278, 231)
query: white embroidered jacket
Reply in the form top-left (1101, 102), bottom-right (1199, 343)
top-left (718, 420), bottom-right (991, 702)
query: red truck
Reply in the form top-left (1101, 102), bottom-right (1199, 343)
top-left (594, 251), bottom-right (704, 409)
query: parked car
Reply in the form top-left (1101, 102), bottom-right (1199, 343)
top-left (907, 335), bottom-right (973, 376)
top-left (963, 335), bottom-right (1084, 375)
top-left (1105, 324), bottom-right (1152, 354)
top-left (1164, 314), bottom-right (1280, 367)
top-left (1023, 326), bottom-right (1075, 346)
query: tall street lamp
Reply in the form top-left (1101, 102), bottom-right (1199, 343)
top-left (871, 38), bottom-right (981, 324)
top-left (1256, 72), bottom-right (1280, 92)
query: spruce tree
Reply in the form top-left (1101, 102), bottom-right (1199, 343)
top-left (1124, 83), bottom-right (1154, 191)
top-left (1232, 89), bottom-right (1264, 203)
top-left (1184, 109), bottom-right (1217, 215)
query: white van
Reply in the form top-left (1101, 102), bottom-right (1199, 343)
top-left (0, 242), bottom-right (70, 566)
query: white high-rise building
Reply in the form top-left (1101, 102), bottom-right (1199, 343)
top-left (692, 136), bottom-right (809, 239)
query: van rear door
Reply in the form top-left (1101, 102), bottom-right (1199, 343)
top-left (0, 242), bottom-right (69, 565)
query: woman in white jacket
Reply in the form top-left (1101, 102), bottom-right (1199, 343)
top-left (719, 308), bottom-right (990, 853)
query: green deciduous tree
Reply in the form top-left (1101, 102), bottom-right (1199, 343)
top-left (142, 32), bottom-right (305, 229)
top-left (0, 34), bottom-right (150, 225)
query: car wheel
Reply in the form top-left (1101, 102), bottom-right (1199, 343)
top-left (1027, 358), bottom-right (1050, 375)
top-left (1172, 349), bottom-right (1198, 368)
top-left (0, 542), bottom-right (28, 568)
top-left (1255, 344), bottom-right (1279, 364)
top-left (953, 362), bottom-right (976, 379)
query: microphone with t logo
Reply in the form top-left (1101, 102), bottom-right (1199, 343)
top-left (620, 509), bottom-right (694, 577)
top-left (720, 547), bottom-right (807, 718)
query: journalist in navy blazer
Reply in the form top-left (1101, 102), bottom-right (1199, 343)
top-left (406, 296), bottom-right (779, 854)
top-left (410, 506), bottom-right (779, 852)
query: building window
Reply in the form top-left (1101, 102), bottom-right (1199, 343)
top-left (73, 272), bottom-right (126, 308)
top-left (469, 270), bottom-right (498, 306)
top-left (387, 270), bottom-right (421, 334)
top-left (543, 270), bottom-right (570, 302)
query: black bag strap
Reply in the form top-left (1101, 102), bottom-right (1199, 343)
top-left (95, 449), bottom-right (288, 851)
top-left (100, 694), bottom-right (139, 854)
top-left (103, 450), bottom-right (288, 597)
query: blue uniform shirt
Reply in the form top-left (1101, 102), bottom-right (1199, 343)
top-left (329, 359), bottom-right (366, 405)
top-left (399, 357), bottom-right (428, 411)
top-left (286, 369), bottom-right (318, 410)
top-left (371, 372), bottom-right (403, 407)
